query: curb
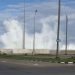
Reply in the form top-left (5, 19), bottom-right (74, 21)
top-left (60, 62), bottom-right (75, 64)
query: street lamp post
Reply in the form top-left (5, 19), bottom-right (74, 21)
top-left (23, 0), bottom-right (26, 49)
top-left (56, 0), bottom-right (61, 58)
top-left (32, 10), bottom-right (37, 55)
top-left (65, 15), bottom-right (68, 55)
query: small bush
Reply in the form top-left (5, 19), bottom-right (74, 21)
top-left (2, 53), bottom-right (7, 56)
top-left (24, 54), bottom-right (28, 56)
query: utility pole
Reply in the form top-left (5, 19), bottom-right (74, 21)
top-left (56, 0), bottom-right (61, 58)
top-left (65, 15), bottom-right (68, 55)
top-left (32, 10), bottom-right (37, 55)
top-left (23, 0), bottom-right (26, 49)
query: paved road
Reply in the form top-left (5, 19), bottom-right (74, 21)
top-left (0, 62), bottom-right (75, 75)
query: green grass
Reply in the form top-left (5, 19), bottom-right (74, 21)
top-left (0, 54), bottom-right (75, 63)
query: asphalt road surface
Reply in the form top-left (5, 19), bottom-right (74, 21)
top-left (0, 62), bottom-right (75, 75)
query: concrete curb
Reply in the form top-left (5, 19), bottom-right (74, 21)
top-left (60, 62), bottom-right (75, 64)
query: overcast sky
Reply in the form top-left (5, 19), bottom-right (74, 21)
top-left (0, 0), bottom-right (75, 50)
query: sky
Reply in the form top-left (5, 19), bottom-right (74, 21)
top-left (0, 0), bottom-right (75, 50)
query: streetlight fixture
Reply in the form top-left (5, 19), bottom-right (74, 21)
top-left (23, 0), bottom-right (26, 49)
top-left (65, 15), bottom-right (68, 55)
top-left (32, 9), bottom-right (37, 55)
top-left (56, 0), bottom-right (61, 58)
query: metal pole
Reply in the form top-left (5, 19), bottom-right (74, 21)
top-left (32, 10), bottom-right (37, 55)
top-left (23, 0), bottom-right (26, 49)
top-left (65, 15), bottom-right (68, 55)
top-left (56, 0), bottom-right (61, 58)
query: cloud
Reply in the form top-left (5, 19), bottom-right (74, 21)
top-left (0, 1), bottom-right (75, 50)
top-left (0, 19), bottom-right (22, 49)
top-left (0, 18), bottom-right (57, 49)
